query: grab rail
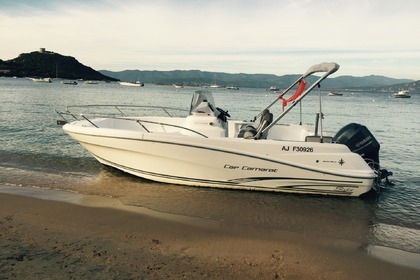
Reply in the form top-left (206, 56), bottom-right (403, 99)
top-left (64, 104), bottom-right (189, 117)
top-left (55, 106), bottom-right (208, 138)
top-left (133, 118), bottom-right (208, 138)
top-left (56, 104), bottom-right (188, 126)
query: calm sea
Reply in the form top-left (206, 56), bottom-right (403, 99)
top-left (1, 77), bottom-right (419, 267)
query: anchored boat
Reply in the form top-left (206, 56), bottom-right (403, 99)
top-left (56, 62), bottom-right (391, 197)
top-left (394, 90), bottom-right (411, 98)
top-left (118, 81), bottom-right (144, 87)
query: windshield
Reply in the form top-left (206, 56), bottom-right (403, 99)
top-left (189, 90), bottom-right (217, 114)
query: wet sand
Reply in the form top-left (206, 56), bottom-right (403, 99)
top-left (1, 191), bottom-right (418, 280)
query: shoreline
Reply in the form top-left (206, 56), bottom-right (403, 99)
top-left (1, 186), bottom-right (419, 279)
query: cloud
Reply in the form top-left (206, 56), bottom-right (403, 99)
top-left (1, 0), bottom-right (419, 79)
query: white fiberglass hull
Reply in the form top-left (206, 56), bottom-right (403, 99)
top-left (63, 123), bottom-right (376, 197)
top-left (118, 81), bottom-right (143, 87)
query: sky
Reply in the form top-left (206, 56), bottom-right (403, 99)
top-left (1, 0), bottom-right (420, 80)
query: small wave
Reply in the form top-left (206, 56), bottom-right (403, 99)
top-left (371, 223), bottom-right (420, 254)
top-left (367, 245), bottom-right (420, 270)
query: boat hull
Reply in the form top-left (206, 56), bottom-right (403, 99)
top-left (394, 90), bottom-right (411, 98)
top-left (118, 81), bottom-right (144, 87)
top-left (63, 123), bottom-right (375, 197)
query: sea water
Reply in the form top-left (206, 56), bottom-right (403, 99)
top-left (1, 77), bottom-right (419, 267)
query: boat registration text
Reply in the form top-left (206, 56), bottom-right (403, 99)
top-left (282, 146), bottom-right (314, 152)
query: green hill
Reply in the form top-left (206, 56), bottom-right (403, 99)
top-left (100, 69), bottom-right (414, 89)
top-left (1, 49), bottom-right (414, 89)
top-left (0, 50), bottom-right (117, 81)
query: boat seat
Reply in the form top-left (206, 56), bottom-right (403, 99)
top-left (237, 125), bottom-right (258, 139)
top-left (238, 110), bottom-right (273, 139)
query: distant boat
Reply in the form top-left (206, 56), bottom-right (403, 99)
top-left (173, 84), bottom-right (184, 89)
top-left (30, 77), bottom-right (51, 83)
top-left (268, 86), bottom-right (280, 91)
top-left (328, 91), bottom-right (343, 96)
top-left (61, 80), bottom-right (78, 85)
top-left (210, 84), bottom-right (222, 88)
top-left (226, 86), bottom-right (239, 90)
top-left (118, 81), bottom-right (144, 87)
top-left (394, 90), bottom-right (411, 98)
top-left (84, 81), bottom-right (98, 84)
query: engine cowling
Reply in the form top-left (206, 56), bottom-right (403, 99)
top-left (334, 123), bottom-right (380, 165)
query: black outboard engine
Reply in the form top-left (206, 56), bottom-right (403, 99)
top-left (334, 123), bottom-right (394, 190)
top-left (333, 123), bottom-right (380, 167)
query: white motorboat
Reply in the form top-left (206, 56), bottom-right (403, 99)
top-left (328, 91), bottom-right (343, 96)
top-left (30, 77), bottom-right (52, 83)
top-left (394, 90), bottom-right (411, 98)
top-left (56, 62), bottom-right (392, 197)
top-left (118, 81), bottom-right (144, 87)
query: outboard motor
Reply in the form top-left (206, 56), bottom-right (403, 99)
top-left (333, 123), bottom-right (380, 166)
top-left (334, 123), bottom-right (394, 190)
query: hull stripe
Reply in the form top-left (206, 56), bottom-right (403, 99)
top-left (93, 153), bottom-right (362, 196)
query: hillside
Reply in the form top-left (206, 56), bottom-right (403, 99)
top-left (0, 50), bottom-right (117, 81)
top-left (100, 69), bottom-right (413, 89)
top-left (1, 49), bottom-right (414, 88)
top-left (371, 80), bottom-right (420, 93)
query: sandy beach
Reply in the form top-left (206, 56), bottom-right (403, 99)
top-left (1, 190), bottom-right (418, 280)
